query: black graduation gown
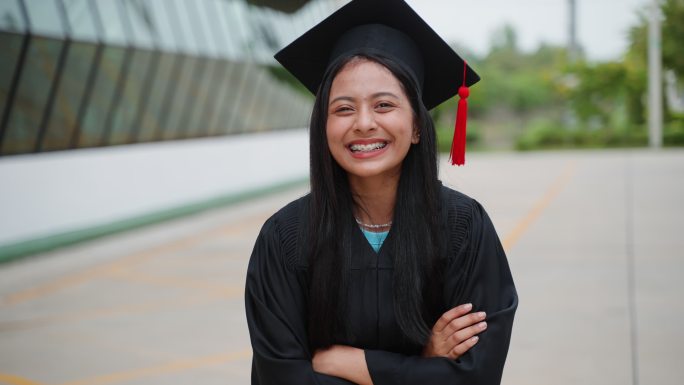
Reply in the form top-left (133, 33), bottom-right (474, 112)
top-left (245, 185), bottom-right (518, 384)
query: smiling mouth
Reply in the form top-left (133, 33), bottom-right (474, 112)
top-left (349, 142), bottom-right (388, 153)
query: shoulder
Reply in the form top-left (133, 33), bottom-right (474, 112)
top-left (265, 193), bottom-right (309, 229)
top-left (440, 183), bottom-right (477, 210)
top-left (256, 194), bottom-right (310, 270)
top-left (438, 183), bottom-right (493, 256)
top-left (439, 182), bottom-right (482, 226)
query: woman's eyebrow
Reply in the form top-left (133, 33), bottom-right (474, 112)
top-left (372, 92), bottom-right (399, 99)
top-left (329, 92), bottom-right (400, 105)
top-left (329, 96), bottom-right (354, 105)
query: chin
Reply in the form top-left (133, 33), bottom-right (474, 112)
top-left (341, 163), bottom-right (402, 180)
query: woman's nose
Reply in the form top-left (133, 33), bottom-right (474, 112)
top-left (354, 107), bottom-right (376, 133)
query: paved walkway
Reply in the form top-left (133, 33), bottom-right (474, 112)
top-left (0, 149), bottom-right (682, 385)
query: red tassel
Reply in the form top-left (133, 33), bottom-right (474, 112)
top-left (450, 87), bottom-right (469, 165)
top-left (450, 61), bottom-right (469, 166)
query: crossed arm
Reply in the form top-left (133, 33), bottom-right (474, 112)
top-left (312, 303), bottom-right (488, 384)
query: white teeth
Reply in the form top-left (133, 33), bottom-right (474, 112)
top-left (350, 142), bottom-right (387, 152)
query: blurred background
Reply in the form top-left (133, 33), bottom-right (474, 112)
top-left (0, 0), bottom-right (682, 384)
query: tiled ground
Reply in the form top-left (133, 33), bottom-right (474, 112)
top-left (1, 149), bottom-right (682, 385)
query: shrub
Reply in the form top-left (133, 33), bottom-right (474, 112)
top-left (435, 120), bottom-right (482, 153)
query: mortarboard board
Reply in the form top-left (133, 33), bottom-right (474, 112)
top-left (275, 0), bottom-right (478, 165)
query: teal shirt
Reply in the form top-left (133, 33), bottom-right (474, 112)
top-left (360, 228), bottom-right (389, 253)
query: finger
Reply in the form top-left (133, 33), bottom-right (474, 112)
top-left (448, 321), bottom-right (487, 347)
top-left (448, 336), bottom-right (479, 360)
top-left (434, 303), bottom-right (472, 332)
top-left (442, 311), bottom-right (486, 336)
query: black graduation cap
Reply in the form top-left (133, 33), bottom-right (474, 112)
top-left (274, 0), bottom-right (479, 110)
top-left (274, 0), bottom-right (478, 165)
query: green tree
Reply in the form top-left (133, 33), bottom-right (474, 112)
top-left (624, 15), bottom-right (648, 126)
top-left (568, 62), bottom-right (628, 127)
top-left (557, 0), bottom-right (684, 148)
top-left (624, 0), bottom-right (683, 125)
top-left (662, 0), bottom-right (684, 78)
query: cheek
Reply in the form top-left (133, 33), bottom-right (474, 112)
top-left (325, 117), bottom-right (347, 145)
top-left (385, 115), bottom-right (416, 144)
top-left (325, 120), bottom-right (336, 147)
top-left (325, 119), bottom-right (345, 159)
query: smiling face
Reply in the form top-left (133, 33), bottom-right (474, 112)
top-left (326, 58), bottom-right (419, 183)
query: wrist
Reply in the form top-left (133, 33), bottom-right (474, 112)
top-left (339, 346), bottom-right (372, 385)
top-left (313, 345), bottom-right (372, 384)
top-left (328, 345), bottom-right (360, 376)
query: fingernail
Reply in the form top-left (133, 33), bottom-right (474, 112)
top-left (464, 303), bottom-right (472, 310)
top-left (480, 321), bottom-right (488, 330)
top-left (478, 312), bottom-right (486, 319)
top-left (471, 336), bottom-right (479, 343)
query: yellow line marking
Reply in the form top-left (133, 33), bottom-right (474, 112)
top-left (502, 161), bottom-right (577, 251)
top-left (220, 219), bottom-right (268, 236)
top-left (150, 251), bottom-right (251, 264)
top-left (56, 349), bottom-right (252, 385)
top-left (104, 268), bottom-right (238, 294)
top-left (0, 373), bottom-right (44, 385)
top-left (0, 288), bottom-right (242, 332)
top-left (0, 211), bottom-right (271, 307)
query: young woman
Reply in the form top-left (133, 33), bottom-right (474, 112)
top-left (245, 1), bottom-right (517, 384)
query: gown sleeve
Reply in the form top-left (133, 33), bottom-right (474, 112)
top-left (245, 215), bottom-right (354, 385)
top-left (364, 196), bottom-right (518, 385)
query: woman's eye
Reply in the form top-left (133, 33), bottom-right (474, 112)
top-left (376, 102), bottom-right (394, 110)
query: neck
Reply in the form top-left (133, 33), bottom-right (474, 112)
top-left (348, 172), bottom-right (399, 227)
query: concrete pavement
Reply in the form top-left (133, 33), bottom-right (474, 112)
top-left (0, 149), bottom-right (682, 384)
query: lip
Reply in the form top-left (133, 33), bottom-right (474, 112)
top-left (346, 139), bottom-right (390, 159)
top-left (347, 139), bottom-right (388, 146)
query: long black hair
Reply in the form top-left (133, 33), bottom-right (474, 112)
top-left (306, 52), bottom-right (444, 350)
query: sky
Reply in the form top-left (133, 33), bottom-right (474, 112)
top-left (405, 0), bottom-right (652, 61)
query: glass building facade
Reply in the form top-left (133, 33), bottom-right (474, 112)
top-left (0, 0), bottom-right (337, 156)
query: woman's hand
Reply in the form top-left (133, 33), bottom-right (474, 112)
top-left (313, 345), bottom-right (373, 385)
top-left (423, 303), bottom-right (487, 359)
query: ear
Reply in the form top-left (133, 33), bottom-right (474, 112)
top-left (411, 126), bottom-right (420, 144)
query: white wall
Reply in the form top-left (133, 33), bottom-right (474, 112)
top-left (0, 129), bottom-right (309, 246)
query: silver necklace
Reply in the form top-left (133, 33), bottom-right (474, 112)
top-left (354, 217), bottom-right (392, 229)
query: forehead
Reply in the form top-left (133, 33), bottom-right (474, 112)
top-left (330, 58), bottom-right (405, 96)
